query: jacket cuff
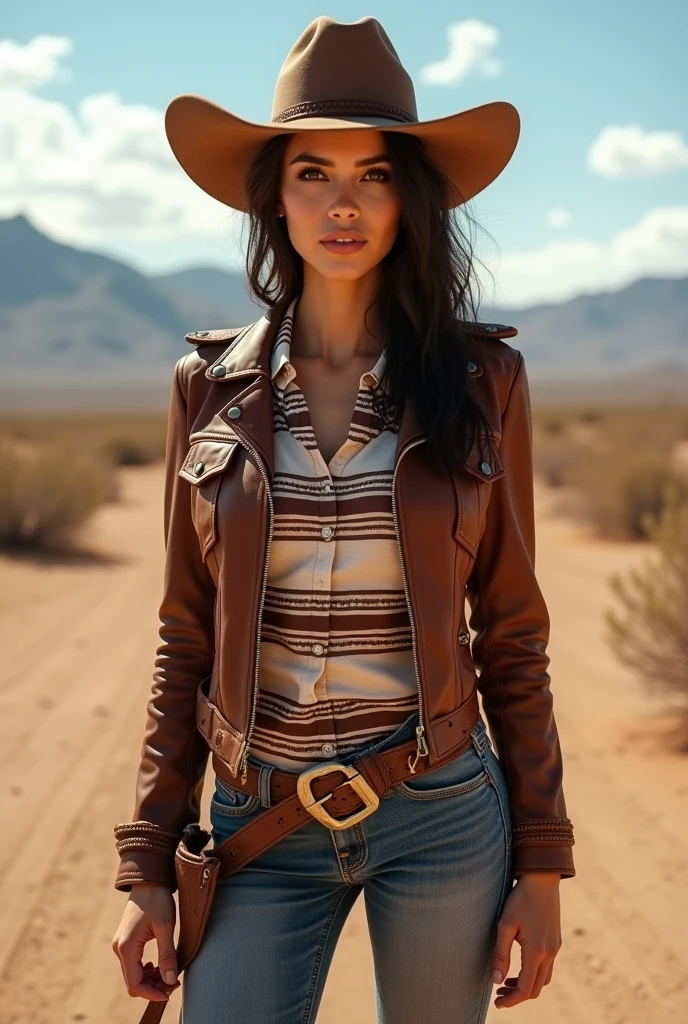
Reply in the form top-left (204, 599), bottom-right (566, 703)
top-left (113, 821), bottom-right (181, 893)
top-left (511, 818), bottom-right (576, 879)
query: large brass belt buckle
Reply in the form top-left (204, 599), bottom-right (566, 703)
top-left (296, 762), bottom-right (380, 830)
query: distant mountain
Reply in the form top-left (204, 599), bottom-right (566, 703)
top-left (152, 266), bottom-right (264, 324)
top-left (486, 276), bottom-right (688, 380)
top-left (0, 215), bottom-right (250, 387)
top-left (0, 214), bottom-right (686, 393)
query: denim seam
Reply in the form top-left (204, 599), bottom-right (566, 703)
top-left (474, 744), bottom-right (512, 1023)
top-left (302, 885), bottom-right (354, 1024)
top-left (210, 794), bottom-right (261, 818)
top-left (474, 747), bottom-right (512, 859)
top-left (394, 772), bottom-right (489, 801)
top-left (342, 822), bottom-right (369, 878)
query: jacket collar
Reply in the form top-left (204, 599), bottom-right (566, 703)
top-left (203, 297), bottom-right (425, 471)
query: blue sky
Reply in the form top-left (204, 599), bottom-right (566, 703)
top-left (2, 0), bottom-right (686, 308)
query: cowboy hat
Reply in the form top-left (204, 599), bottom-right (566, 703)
top-left (165, 15), bottom-right (520, 213)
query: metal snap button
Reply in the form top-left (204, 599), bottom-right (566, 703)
top-left (467, 361), bottom-right (478, 373)
top-left (321, 742), bottom-right (336, 756)
top-left (227, 406), bottom-right (242, 419)
top-left (211, 365), bottom-right (227, 377)
top-left (458, 631), bottom-right (470, 645)
top-left (194, 462), bottom-right (205, 476)
top-left (485, 325), bottom-right (498, 332)
top-left (321, 526), bottom-right (333, 540)
top-left (480, 461), bottom-right (492, 476)
top-left (312, 643), bottom-right (325, 656)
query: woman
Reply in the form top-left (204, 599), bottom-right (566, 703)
top-left (111, 16), bottom-right (575, 1024)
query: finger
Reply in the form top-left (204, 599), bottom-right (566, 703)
top-left (494, 947), bottom-right (541, 1007)
top-left (489, 918), bottom-right (518, 986)
top-left (116, 943), bottom-right (171, 1002)
top-left (529, 957), bottom-right (553, 999)
top-left (153, 918), bottom-right (179, 987)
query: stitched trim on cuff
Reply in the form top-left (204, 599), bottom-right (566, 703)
top-left (113, 821), bottom-right (181, 857)
top-left (512, 819), bottom-right (575, 846)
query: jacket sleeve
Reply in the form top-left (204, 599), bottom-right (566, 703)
top-left (466, 352), bottom-right (575, 879)
top-left (113, 355), bottom-right (215, 892)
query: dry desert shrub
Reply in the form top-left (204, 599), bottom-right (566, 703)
top-left (0, 412), bottom-right (167, 467)
top-left (567, 447), bottom-right (688, 540)
top-left (533, 436), bottom-right (586, 488)
top-left (100, 432), bottom-right (163, 466)
top-left (606, 487), bottom-right (688, 741)
top-left (0, 435), bottom-right (114, 551)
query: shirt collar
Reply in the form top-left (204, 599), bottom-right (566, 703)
top-left (270, 296), bottom-right (388, 393)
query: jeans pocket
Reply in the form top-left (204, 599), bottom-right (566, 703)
top-left (210, 774), bottom-right (261, 818)
top-left (395, 736), bottom-right (490, 800)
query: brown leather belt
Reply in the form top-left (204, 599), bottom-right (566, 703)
top-left (137, 688), bottom-right (480, 1023)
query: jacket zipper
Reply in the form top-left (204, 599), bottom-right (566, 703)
top-left (235, 433), bottom-right (274, 784)
top-left (199, 427), bottom-right (427, 778)
top-left (195, 424), bottom-right (274, 782)
top-left (391, 437), bottom-right (429, 773)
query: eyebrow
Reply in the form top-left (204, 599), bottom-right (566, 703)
top-left (288, 152), bottom-right (391, 167)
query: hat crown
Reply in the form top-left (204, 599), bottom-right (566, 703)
top-left (271, 16), bottom-right (418, 125)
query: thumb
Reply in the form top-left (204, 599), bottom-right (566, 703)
top-left (152, 918), bottom-right (179, 986)
top-left (490, 918), bottom-right (517, 984)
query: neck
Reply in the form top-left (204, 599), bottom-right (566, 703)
top-left (291, 264), bottom-right (384, 368)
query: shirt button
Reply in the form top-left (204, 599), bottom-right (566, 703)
top-left (312, 643), bottom-right (325, 656)
top-left (321, 742), bottom-right (336, 756)
top-left (321, 526), bottom-right (333, 540)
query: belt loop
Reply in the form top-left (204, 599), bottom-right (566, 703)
top-left (258, 764), bottom-right (274, 808)
top-left (470, 719), bottom-right (487, 754)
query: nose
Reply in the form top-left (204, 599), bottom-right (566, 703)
top-left (330, 207), bottom-right (358, 220)
top-left (328, 187), bottom-right (359, 220)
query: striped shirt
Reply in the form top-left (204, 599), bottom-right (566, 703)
top-left (250, 296), bottom-right (419, 771)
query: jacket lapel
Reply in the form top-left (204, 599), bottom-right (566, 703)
top-left (199, 298), bottom-right (292, 479)
top-left (197, 295), bottom-right (431, 475)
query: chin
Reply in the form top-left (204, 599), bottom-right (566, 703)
top-left (309, 256), bottom-right (378, 282)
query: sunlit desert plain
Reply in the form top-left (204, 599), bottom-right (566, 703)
top-left (0, 405), bottom-right (686, 1023)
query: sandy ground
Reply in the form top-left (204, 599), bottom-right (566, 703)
top-left (0, 465), bottom-right (686, 1024)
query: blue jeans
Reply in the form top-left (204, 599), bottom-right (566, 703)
top-left (180, 711), bottom-right (513, 1024)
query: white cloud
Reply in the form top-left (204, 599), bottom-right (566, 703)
top-left (483, 205), bottom-right (688, 308)
top-left (546, 207), bottom-right (573, 229)
top-left (0, 35), bottom-right (242, 250)
top-left (419, 20), bottom-right (502, 86)
top-left (0, 35), bottom-right (72, 90)
top-left (588, 124), bottom-right (688, 178)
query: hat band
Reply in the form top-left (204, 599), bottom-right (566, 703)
top-left (272, 98), bottom-right (417, 124)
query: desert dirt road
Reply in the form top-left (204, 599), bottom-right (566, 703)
top-left (0, 464), bottom-right (685, 1023)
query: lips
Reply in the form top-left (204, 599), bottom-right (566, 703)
top-left (319, 232), bottom-right (368, 254)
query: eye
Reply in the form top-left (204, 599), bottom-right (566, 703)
top-left (296, 165), bottom-right (327, 181)
top-left (362, 166), bottom-right (392, 182)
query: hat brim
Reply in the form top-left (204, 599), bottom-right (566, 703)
top-left (165, 94), bottom-right (520, 212)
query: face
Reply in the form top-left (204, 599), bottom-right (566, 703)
top-left (276, 129), bottom-right (402, 283)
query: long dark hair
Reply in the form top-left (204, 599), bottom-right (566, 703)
top-left (243, 130), bottom-right (496, 476)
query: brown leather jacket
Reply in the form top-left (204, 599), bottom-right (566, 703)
top-left (113, 298), bottom-right (575, 891)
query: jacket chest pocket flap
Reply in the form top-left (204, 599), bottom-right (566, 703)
top-left (179, 439), bottom-right (239, 561)
top-left (454, 439), bottom-right (505, 557)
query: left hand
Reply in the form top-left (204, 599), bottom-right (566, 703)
top-left (488, 872), bottom-right (562, 1009)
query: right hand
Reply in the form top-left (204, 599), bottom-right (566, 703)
top-left (112, 884), bottom-right (181, 1002)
